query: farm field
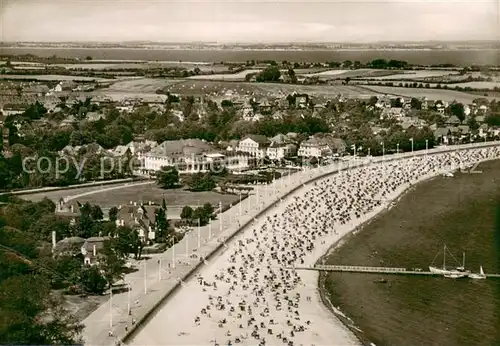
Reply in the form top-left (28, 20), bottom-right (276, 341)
top-left (361, 85), bottom-right (495, 103)
top-left (300, 69), bottom-right (350, 76)
top-left (163, 79), bottom-right (383, 98)
top-left (93, 90), bottom-right (167, 102)
top-left (303, 68), bottom-right (398, 79)
top-left (104, 78), bottom-right (181, 93)
top-left (187, 69), bottom-right (261, 81)
top-left (0, 74), bottom-right (114, 82)
top-left (369, 70), bottom-right (460, 80)
top-left (446, 81), bottom-right (500, 90)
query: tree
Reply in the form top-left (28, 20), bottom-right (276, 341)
top-left (391, 98), bottom-right (403, 108)
top-left (368, 96), bottom-right (378, 106)
top-left (154, 207), bottom-right (169, 240)
top-left (79, 265), bottom-right (107, 294)
top-left (467, 117), bottom-right (479, 131)
top-left (256, 66), bottom-right (281, 82)
top-left (202, 203), bottom-right (214, 219)
top-left (486, 114), bottom-right (500, 127)
top-left (186, 172), bottom-right (216, 192)
top-left (342, 60), bottom-right (352, 68)
top-left (114, 226), bottom-right (143, 259)
top-left (288, 68), bottom-right (297, 83)
top-left (449, 102), bottom-right (465, 122)
top-left (221, 100), bottom-right (233, 108)
top-left (180, 206), bottom-right (194, 220)
top-left (411, 98), bottom-right (422, 110)
top-left (156, 166), bottom-right (179, 189)
top-left (90, 205), bottom-right (103, 221)
top-left (98, 240), bottom-right (125, 287)
top-left (108, 207), bottom-right (118, 222)
top-left (85, 56), bottom-right (92, 61)
top-left (0, 275), bottom-right (83, 344)
top-left (192, 206), bottom-right (211, 225)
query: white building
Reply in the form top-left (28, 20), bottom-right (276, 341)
top-left (236, 135), bottom-right (270, 159)
top-left (298, 137), bottom-right (332, 158)
top-left (143, 139), bottom-right (213, 173)
top-left (54, 83), bottom-right (63, 93)
top-left (266, 142), bottom-right (297, 160)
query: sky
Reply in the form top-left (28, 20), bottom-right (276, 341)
top-left (0, 0), bottom-right (499, 43)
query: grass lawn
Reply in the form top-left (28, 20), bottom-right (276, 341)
top-left (66, 184), bottom-right (240, 208)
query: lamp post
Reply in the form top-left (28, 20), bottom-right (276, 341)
top-left (126, 281), bottom-right (131, 315)
top-left (238, 192), bottom-right (242, 216)
top-left (109, 287), bottom-right (113, 328)
top-left (425, 139), bottom-right (429, 156)
top-left (396, 143), bottom-right (400, 155)
top-left (219, 201), bottom-right (222, 235)
top-left (208, 219), bottom-right (212, 240)
top-left (197, 218), bottom-right (201, 249)
top-left (256, 187), bottom-right (260, 210)
top-left (171, 237), bottom-right (175, 269)
top-left (410, 138), bottom-right (414, 154)
top-left (143, 260), bottom-right (147, 295)
top-left (158, 258), bottom-right (161, 281)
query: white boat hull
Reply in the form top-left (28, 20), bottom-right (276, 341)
top-left (469, 274), bottom-right (486, 280)
top-left (444, 273), bottom-right (466, 279)
top-left (429, 266), bottom-right (469, 277)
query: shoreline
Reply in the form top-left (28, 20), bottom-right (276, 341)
top-left (126, 146), bottom-right (500, 346)
top-left (316, 156), bottom-right (500, 346)
top-left (315, 177), bottom-right (436, 345)
top-left (77, 142), bottom-right (500, 345)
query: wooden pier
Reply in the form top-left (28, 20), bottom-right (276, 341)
top-left (290, 264), bottom-right (500, 278)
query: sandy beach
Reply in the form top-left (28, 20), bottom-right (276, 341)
top-left (127, 146), bottom-right (500, 346)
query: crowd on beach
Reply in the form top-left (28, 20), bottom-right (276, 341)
top-left (131, 147), bottom-right (500, 346)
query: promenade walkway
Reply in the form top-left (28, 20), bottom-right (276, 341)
top-left (82, 141), bottom-right (500, 345)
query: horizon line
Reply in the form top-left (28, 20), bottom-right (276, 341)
top-left (2, 40), bottom-right (499, 45)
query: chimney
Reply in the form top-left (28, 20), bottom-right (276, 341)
top-left (93, 244), bottom-right (96, 257)
top-left (51, 231), bottom-right (57, 249)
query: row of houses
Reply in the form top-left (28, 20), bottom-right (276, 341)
top-left (58, 133), bottom-right (347, 176)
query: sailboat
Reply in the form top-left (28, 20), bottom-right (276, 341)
top-left (469, 266), bottom-right (486, 280)
top-left (429, 245), bottom-right (470, 278)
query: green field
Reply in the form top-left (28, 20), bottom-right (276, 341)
top-left (23, 183), bottom-right (240, 209)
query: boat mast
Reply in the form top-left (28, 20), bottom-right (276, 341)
top-left (443, 244), bottom-right (446, 270)
top-left (462, 252), bottom-right (465, 268)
